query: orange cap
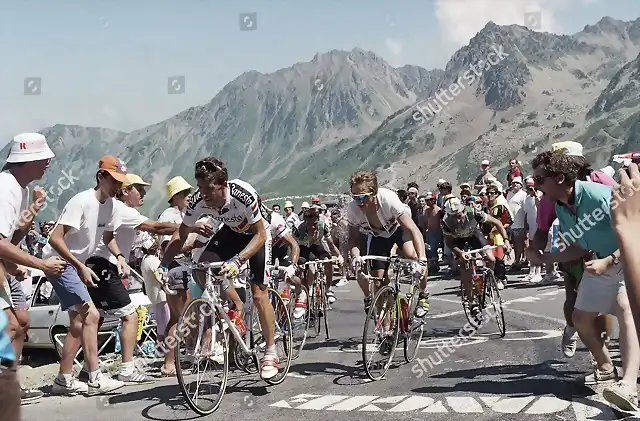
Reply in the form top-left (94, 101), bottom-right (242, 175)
top-left (98, 155), bottom-right (127, 182)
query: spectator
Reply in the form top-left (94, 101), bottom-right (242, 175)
top-left (283, 200), bottom-right (300, 229)
top-left (435, 182), bottom-right (456, 274)
top-left (311, 196), bottom-right (321, 206)
top-left (423, 192), bottom-right (442, 270)
top-left (507, 177), bottom-right (527, 271)
top-left (406, 183), bottom-right (421, 226)
top-left (507, 159), bottom-right (522, 185)
top-left (271, 204), bottom-right (281, 213)
top-left (299, 201), bottom-right (310, 218)
top-left (0, 310), bottom-right (20, 421)
top-left (485, 184), bottom-right (512, 287)
top-left (459, 182), bottom-right (471, 193)
top-left (397, 189), bottom-right (408, 203)
top-left (532, 150), bottom-right (639, 411)
top-left (474, 160), bottom-right (494, 192)
top-left (523, 177), bottom-right (542, 283)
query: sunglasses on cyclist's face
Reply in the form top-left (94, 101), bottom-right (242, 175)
top-left (351, 192), bottom-right (373, 201)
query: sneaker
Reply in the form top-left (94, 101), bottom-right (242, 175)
top-left (87, 373), bottom-right (125, 396)
top-left (335, 277), bottom-right (349, 287)
top-left (582, 366), bottom-right (619, 385)
top-left (529, 273), bottom-right (542, 283)
top-left (21, 386), bottom-right (44, 402)
top-left (280, 287), bottom-right (291, 305)
top-left (326, 289), bottom-right (336, 305)
top-left (260, 354), bottom-right (280, 380)
top-left (603, 380), bottom-right (639, 411)
top-left (496, 280), bottom-right (505, 290)
top-left (414, 292), bottom-right (430, 318)
top-left (117, 369), bottom-right (156, 385)
top-left (52, 377), bottom-right (89, 396)
top-left (561, 326), bottom-right (578, 358)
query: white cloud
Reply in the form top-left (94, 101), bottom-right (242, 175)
top-left (385, 38), bottom-right (404, 56)
top-left (434, 0), bottom-right (569, 47)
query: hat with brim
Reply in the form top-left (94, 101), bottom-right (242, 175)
top-left (6, 133), bottom-right (55, 163)
top-left (123, 173), bottom-right (151, 187)
top-left (511, 176), bottom-right (523, 185)
top-left (98, 155), bottom-right (127, 182)
top-left (552, 141), bottom-right (583, 157)
top-left (166, 176), bottom-right (192, 202)
top-left (284, 200), bottom-right (294, 209)
top-left (460, 182), bottom-right (471, 189)
top-left (301, 202), bottom-right (310, 209)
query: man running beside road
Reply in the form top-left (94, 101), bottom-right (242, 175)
top-left (346, 170), bottom-right (429, 316)
top-left (440, 197), bottom-right (510, 318)
top-left (158, 156), bottom-right (280, 379)
top-left (44, 155), bottom-right (129, 395)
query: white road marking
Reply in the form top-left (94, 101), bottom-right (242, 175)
top-left (504, 308), bottom-right (566, 325)
top-left (327, 396), bottom-right (379, 410)
top-left (446, 396), bottom-right (484, 412)
top-left (286, 372), bottom-right (308, 378)
top-left (271, 394), bottom-right (603, 415)
top-left (475, 329), bottom-right (562, 341)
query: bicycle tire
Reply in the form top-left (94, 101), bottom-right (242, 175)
top-left (259, 288), bottom-right (293, 385)
top-left (403, 282), bottom-right (424, 362)
top-left (289, 285), bottom-right (310, 360)
top-left (234, 306), bottom-right (259, 374)
top-left (175, 298), bottom-right (228, 415)
top-left (362, 284), bottom-right (399, 381)
top-left (321, 277), bottom-right (330, 339)
top-left (314, 278), bottom-right (322, 337)
top-left (485, 269), bottom-right (506, 337)
top-left (461, 280), bottom-right (481, 329)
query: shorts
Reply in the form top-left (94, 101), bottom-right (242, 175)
top-left (0, 281), bottom-right (11, 310)
top-left (46, 263), bottom-right (93, 312)
top-left (167, 260), bottom-right (190, 291)
top-left (449, 230), bottom-right (488, 259)
top-left (367, 227), bottom-right (410, 270)
top-left (426, 231), bottom-right (442, 260)
top-left (84, 257), bottom-right (136, 318)
top-left (204, 225), bottom-right (272, 286)
top-left (574, 265), bottom-right (625, 315)
top-left (272, 244), bottom-right (290, 266)
top-left (8, 278), bottom-right (28, 311)
top-left (299, 244), bottom-right (331, 262)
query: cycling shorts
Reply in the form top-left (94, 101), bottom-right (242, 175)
top-left (448, 230), bottom-right (488, 259)
top-left (367, 226), bottom-right (411, 270)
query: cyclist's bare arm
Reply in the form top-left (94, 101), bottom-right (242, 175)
top-left (397, 211), bottom-right (426, 260)
top-left (348, 225), bottom-right (361, 258)
top-left (239, 219), bottom-right (268, 261)
top-left (160, 223), bottom-right (191, 266)
top-left (282, 232), bottom-right (300, 263)
top-left (325, 236), bottom-right (341, 257)
top-left (485, 215), bottom-right (508, 241)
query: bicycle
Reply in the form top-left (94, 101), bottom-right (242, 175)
top-left (173, 261), bottom-right (293, 415)
top-left (303, 257), bottom-right (338, 340)
top-left (358, 255), bottom-right (426, 381)
top-left (459, 245), bottom-right (506, 337)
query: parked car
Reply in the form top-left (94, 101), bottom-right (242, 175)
top-left (25, 271), bottom-right (119, 358)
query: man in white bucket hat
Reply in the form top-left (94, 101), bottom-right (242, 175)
top-left (283, 200), bottom-right (299, 229)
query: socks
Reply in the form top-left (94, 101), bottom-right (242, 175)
top-left (57, 372), bottom-right (73, 385)
top-left (89, 369), bottom-right (101, 383)
top-left (120, 360), bottom-right (135, 375)
top-left (265, 345), bottom-right (277, 356)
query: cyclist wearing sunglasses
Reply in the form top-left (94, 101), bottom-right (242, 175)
top-left (441, 197), bottom-right (510, 318)
top-left (346, 170), bottom-right (429, 317)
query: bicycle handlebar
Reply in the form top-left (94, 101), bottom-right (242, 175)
top-left (302, 257), bottom-right (339, 266)
top-left (358, 255), bottom-right (417, 265)
top-left (464, 245), bottom-right (499, 256)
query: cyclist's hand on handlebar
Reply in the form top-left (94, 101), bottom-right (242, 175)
top-left (412, 259), bottom-right (427, 278)
top-left (284, 265), bottom-right (296, 280)
top-left (460, 252), bottom-right (471, 261)
top-left (336, 254), bottom-right (344, 265)
top-left (221, 256), bottom-right (242, 279)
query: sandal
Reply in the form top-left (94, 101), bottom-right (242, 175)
top-left (160, 366), bottom-right (176, 377)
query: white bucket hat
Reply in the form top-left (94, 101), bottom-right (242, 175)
top-left (511, 176), bottom-right (523, 185)
top-left (552, 141), bottom-right (583, 157)
top-left (284, 200), bottom-right (294, 209)
top-left (6, 133), bottom-right (55, 163)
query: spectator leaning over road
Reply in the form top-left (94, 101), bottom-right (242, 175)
top-left (611, 163), bottom-right (640, 347)
top-left (474, 159), bottom-right (494, 192)
top-left (507, 159), bottom-right (522, 185)
top-left (283, 200), bottom-right (300, 230)
top-left (506, 176), bottom-right (528, 271)
top-left (43, 155), bottom-right (129, 396)
top-left (529, 141), bottom-right (617, 359)
top-left (88, 173), bottom-right (205, 384)
top-left (531, 150), bottom-right (640, 411)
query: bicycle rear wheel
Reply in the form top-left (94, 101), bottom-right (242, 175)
top-left (485, 270), bottom-right (506, 337)
top-left (320, 278), bottom-right (330, 339)
top-left (403, 283), bottom-right (424, 362)
top-left (289, 285), bottom-right (309, 360)
top-left (362, 285), bottom-right (399, 381)
top-left (175, 298), bottom-right (228, 415)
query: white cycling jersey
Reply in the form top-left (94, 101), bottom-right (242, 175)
top-left (346, 187), bottom-right (410, 238)
top-left (269, 211), bottom-right (290, 246)
top-left (183, 179), bottom-right (264, 233)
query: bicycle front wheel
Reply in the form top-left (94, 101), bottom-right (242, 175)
top-left (175, 298), bottom-right (228, 415)
top-left (485, 270), bottom-right (506, 337)
top-left (403, 283), bottom-right (425, 362)
top-left (289, 285), bottom-right (309, 360)
top-left (362, 285), bottom-right (399, 381)
top-left (461, 281), bottom-right (481, 329)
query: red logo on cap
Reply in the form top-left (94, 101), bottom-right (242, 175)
top-left (19, 143), bottom-right (26, 150)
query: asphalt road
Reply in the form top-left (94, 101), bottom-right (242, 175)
top-left (21, 269), bottom-right (637, 421)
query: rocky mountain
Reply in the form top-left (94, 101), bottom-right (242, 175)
top-left (28, 16), bottom-right (640, 221)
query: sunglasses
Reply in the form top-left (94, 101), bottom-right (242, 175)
top-left (196, 160), bottom-right (223, 173)
top-left (487, 191), bottom-right (499, 196)
top-left (531, 175), bottom-right (547, 185)
top-left (351, 192), bottom-right (373, 201)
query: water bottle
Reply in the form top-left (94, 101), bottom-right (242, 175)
top-left (400, 298), bottom-right (409, 333)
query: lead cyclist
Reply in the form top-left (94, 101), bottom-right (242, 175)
top-left (346, 170), bottom-right (429, 317)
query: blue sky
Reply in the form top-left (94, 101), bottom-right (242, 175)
top-left (0, 0), bottom-right (637, 142)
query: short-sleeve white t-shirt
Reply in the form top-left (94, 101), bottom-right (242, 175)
top-left (0, 171), bottom-right (29, 240)
top-left (93, 200), bottom-right (148, 265)
top-left (507, 189), bottom-right (528, 229)
top-left (42, 189), bottom-right (121, 263)
top-left (157, 206), bottom-right (183, 244)
top-left (346, 188), bottom-right (410, 238)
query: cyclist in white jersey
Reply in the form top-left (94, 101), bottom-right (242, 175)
top-left (158, 157), bottom-right (279, 380)
top-left (346, 170), bottom-right (429, 316)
